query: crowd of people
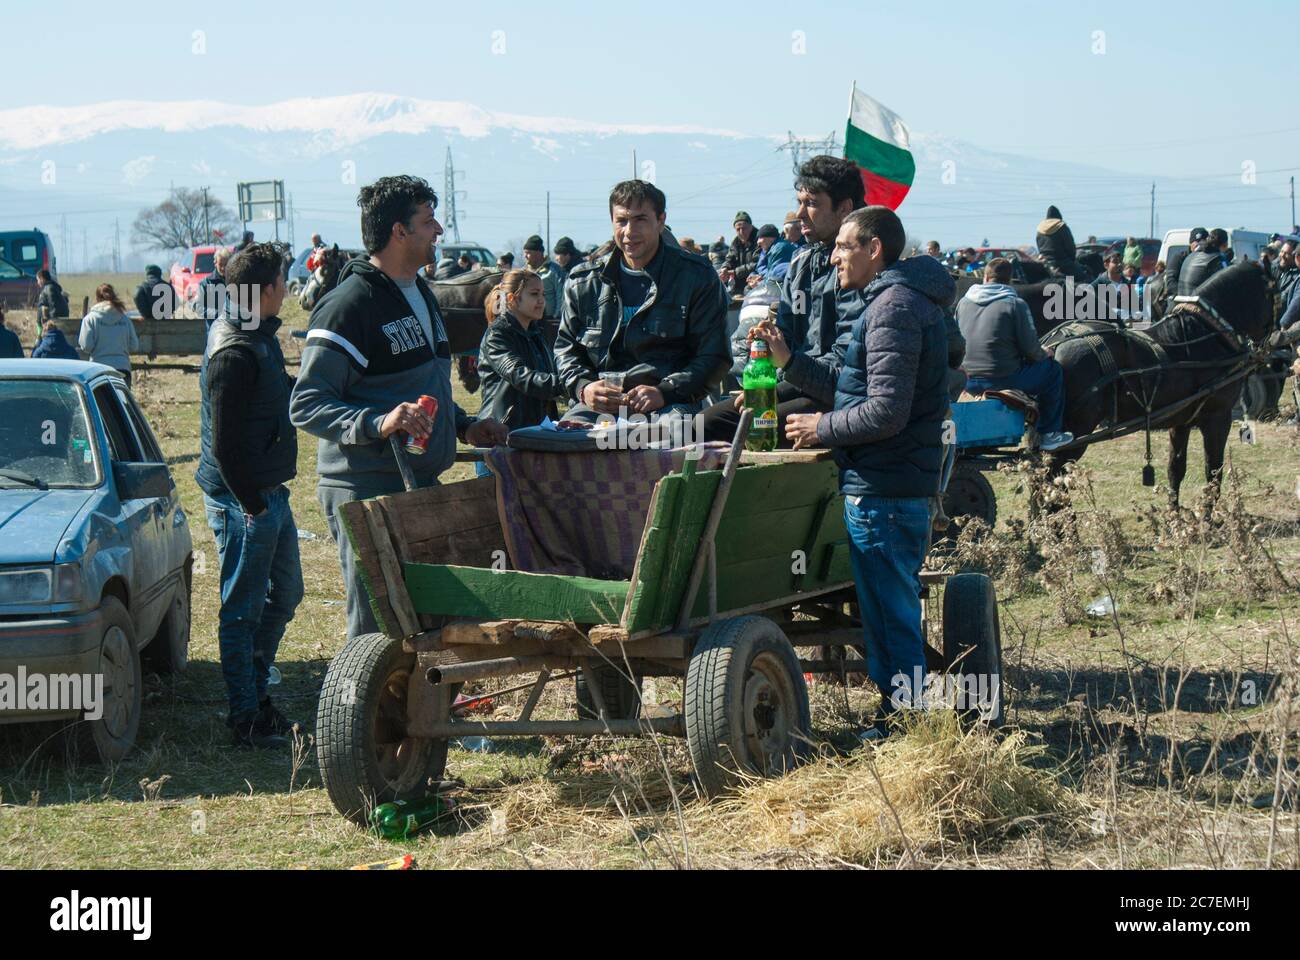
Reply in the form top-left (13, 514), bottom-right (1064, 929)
top-left (5, 159), bottom-right (1297, 749)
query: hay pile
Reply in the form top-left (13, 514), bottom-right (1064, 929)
top-left (690, 711), bottom-right (1082, 864)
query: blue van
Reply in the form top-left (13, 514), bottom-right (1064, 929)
top-left (0, 229), bottom-right (57, 277)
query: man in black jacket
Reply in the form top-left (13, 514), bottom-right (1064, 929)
top-left (1162, 227), bottom-right (1206, 307)
top-left (721, 211), bottom-right (760, 295)
top-left (197, 247), bottom-right (231, 330)
top-left (35, 270), bottom-right (69, 321)
top-left (134, 265), bottom-right (174, 321)
top-left (703, 155), bottom-right (866, 444)
top-left (1177, 228), bottom-right (1227, 295)
top-left (195, 243), bottom-right (304, 748)
top-left (555, 179), bottom-right (729, 439)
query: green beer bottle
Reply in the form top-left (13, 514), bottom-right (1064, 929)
top-left (743, 337), bottom-right (778, 452)
top-left (370, 796), bottom-right (453, 840)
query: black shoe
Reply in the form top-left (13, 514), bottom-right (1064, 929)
top-left (258, 696), bottom-right (302, 737)
top-left (230, 711), bottom-right (289, 749)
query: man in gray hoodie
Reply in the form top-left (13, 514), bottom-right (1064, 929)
top-left (955, 258), bottom-right (1072, 449)
top-left (290, 175), bottom-right (507, 639)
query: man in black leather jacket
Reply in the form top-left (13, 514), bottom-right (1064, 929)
top-left (1177, 228), bottom-right (1227, 295)
top-left (555, 179), bottom-right (730, 431)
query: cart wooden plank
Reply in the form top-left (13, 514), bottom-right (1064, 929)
top-left (403, 563), bottom-right (628, 623)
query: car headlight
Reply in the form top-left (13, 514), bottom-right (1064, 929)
top-left (0, 567), bottom-right (53, 605)
top-left (0, 563), bottom-right (82, 605)
top-left (53, 562), bottom-right (83, 603)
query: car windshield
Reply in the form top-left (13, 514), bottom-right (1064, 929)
top-left (0, 380), bottom-right (100, 488)
top-left (470, 250), bottom-right (494, 264)
top-left (194, 252), bottom-right (215, 273)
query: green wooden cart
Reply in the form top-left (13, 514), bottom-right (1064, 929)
top-left (314, 419), bottom-right (1003, 824)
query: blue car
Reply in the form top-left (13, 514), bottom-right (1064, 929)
top-left (0, 360), bottom-right (192, 762)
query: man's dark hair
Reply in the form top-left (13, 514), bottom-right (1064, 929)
top-left (984, 257), bottom-right (1013, 284)
top-left (1207, 228), bottom-right (1228, 250)
top-left (458, 252), bottom-right (472, 263)
top-left (795, 155), bottom-right (866, 211)
top-left (608, 179), bottom-right (666, 218)
top-left (843, 206), bottom-right (906, 264)
top-left (37, 269), bottom-right (53, 283)
top-left (358, 175), bottom-right (438, 254)
top-left (226, 242), bottom-right (284, 291)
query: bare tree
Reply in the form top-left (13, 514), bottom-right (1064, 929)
top-left (131, 187), bottom-right (238, 253)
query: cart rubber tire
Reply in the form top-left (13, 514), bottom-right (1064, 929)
top-left (575, 663), bottom-right (642, 721)
top-left (316, 632), bottom-right (450, 825)
top-left (941, 573), bottom-right (1003, 726)
top-left (74, 596), bottom-right (142, 763)
top-left (142, 573), bottom-right (190, 675)
top-left (685, 615), bottom-right (811, 798)
top-left (942, 463), bottom-right (997, 539)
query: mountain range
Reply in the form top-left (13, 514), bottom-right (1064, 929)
top-left (1, 93), bottom-right (1292, 271)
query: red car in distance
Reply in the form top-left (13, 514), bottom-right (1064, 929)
top-left (169, 245), bottom-right (220, 304)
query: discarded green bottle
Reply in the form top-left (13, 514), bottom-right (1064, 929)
top-left (743, 338), bottom-right (778, 452)
top-left (370, 796), bottom-right (453, 840)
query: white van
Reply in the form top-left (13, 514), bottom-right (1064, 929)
top-left (1158, 228), bottom-right (1271, 267)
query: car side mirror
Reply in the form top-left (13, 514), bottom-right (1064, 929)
top-left (113, 461), bottom-right (173, 500)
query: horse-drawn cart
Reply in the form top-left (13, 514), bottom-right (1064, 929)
top-left (314, 419), bottom-right (1003, 824)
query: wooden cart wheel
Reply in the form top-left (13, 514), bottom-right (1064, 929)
top-left (575, 663), bottom-right (643, 721)
top-left (685, 616), bottom-right (811, 798)
top-left (941, 573), bottom-right (1003, 726)
top-left (316, 633), bottom-right (451, 825)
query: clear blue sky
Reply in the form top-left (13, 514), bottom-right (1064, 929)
top-left (12, 0), bottom-right (1299, 180)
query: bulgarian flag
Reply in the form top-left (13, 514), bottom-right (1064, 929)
top-left (845, 85), bottom-right (915, 210)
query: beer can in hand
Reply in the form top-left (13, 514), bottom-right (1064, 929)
top-left (404, 394), bottom-right (439, 455)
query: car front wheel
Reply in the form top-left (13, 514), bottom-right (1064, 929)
top-left (75, 596), bottom-right (143, 763)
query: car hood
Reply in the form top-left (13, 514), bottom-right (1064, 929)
top-left (0, 489), bottom-right (94, 564)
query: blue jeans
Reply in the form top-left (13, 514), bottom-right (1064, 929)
top-left (966, 356), bottom-right (1066, 434)
top-left (844, 495), bottom-right (931, 715)
top-left (204, 486), bottom-right (305, 722)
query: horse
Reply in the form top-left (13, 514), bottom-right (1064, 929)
top-left (429, 266), bottom-right (505, 394)
top-left (298, 244), bottom-right (351, 311)
top-left (1048, 261), bottom-right (1274, 506)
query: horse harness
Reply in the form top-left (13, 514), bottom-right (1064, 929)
top-left (1041, 296), bottom-right (1258, 454)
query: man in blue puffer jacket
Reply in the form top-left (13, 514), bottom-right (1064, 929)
top-left (786, 206), bottom-right (955, 742)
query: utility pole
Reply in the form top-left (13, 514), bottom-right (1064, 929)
top-left (203, 187), bottom-right (211, 244)
top-left (546, 191), bottom-right (551, 254)
top-left (1291, 176), bottom-right (1296, 232)
top-left (780, 131), bottom-right (840, 176)
top-left (443, 145), bottom-right (464, 243)
top-left (113, 219), bottom-right (121, 273)
top-left (633, 150), bottom-right (637, 179)
top-left (288, 193), bottom-right (296, 251)
top-left (1149, 182), bottom-right (1155, 238)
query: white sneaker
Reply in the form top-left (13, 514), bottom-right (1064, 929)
top-left (1039, 431), bottom-right (1074, 452)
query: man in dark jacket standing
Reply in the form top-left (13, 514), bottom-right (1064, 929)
top-left (197, 247), bottom-right (231, 330)
top-left (134, 265), bottom-right (174, 320)
top-left (786, 207), bottom-right (957, 740)
top-left (290, 175), bottom-right (506, 640)
top-left (35, 270), bottom-right (69, 322)
top-left (555, 179), bottom-right (729, 438)
top-left (195, 243), bottom-right (304, 748)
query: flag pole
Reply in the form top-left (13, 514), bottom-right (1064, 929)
top-left (846, 81), bottom-right (856, 157)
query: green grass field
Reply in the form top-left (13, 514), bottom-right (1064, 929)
top-left (1, 273), bottom-right (1297, 869)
